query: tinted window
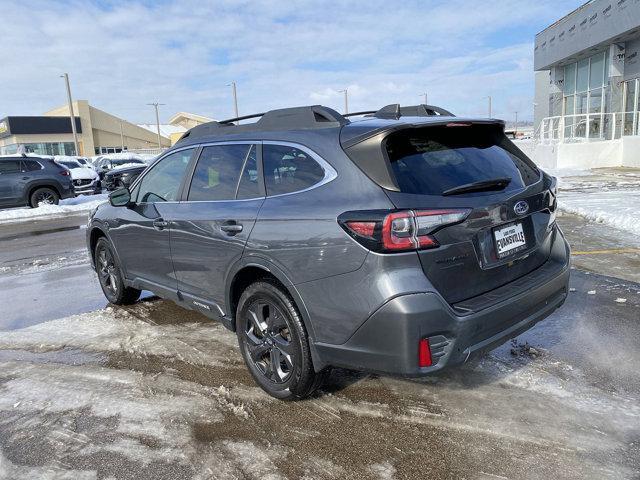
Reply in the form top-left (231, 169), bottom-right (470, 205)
top-left (236, 147), bottom-right (260, 200)
top-left (23, 160), bottom-right (42, 171)
top-left (0, 160), bottom-right (22, 174)
top-left (263, 145), bottom-right (325, 196)
top-left (385, 125), bottom-right (539, 196)
top-left (136, 148), bottom-right (194, 203)
top-left (188, 144), bottom-right (253, 201)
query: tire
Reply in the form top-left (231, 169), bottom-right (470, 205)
top-left (236, 280), bottom-right (324, 400)
top-left (29, 187), bottom-right (59, 208)
top-left (94, 238), bottom-right (141, 305)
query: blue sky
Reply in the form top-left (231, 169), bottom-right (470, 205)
top-left (2, 0), bottom-right (585, 124)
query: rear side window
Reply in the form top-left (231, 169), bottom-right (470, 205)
top-left (263, 145), bottom-right (325, 196)
top-left (0, 160), bottom-right (22, 174)
top-left (23, 160), bottom-right (42, 171)
top-left (188, 144), bottom-right (254, 201)
top-left (385, 125), bottom-right (539, 196)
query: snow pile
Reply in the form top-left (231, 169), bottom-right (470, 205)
top-left (0, 194), bottom-right (107, 224)
top-left (559, 189), bottom-right (640, 237)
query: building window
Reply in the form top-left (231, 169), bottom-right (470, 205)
top-left (562, 50), bottom-right (609, 140)
top-left (623, 78), bottom-right (639, 136)
top-left (0, 142), bottom-right (76, 156)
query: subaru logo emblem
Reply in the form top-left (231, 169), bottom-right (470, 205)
top-left (514, 200), bottom-right (529, 216)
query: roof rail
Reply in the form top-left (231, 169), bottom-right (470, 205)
top-left (175, 103), bottom-right (456, 143)
top-left (374, 104), bottom-right (455, 119)
top-left (176, 105), bottom-right (348, 143)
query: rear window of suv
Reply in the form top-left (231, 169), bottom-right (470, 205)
top-left (385, 124), bottom-right (539, 196)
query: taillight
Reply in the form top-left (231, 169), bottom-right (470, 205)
top-left (339, 208), bottom-right (470, 253)
top-left (418, 338), bottom-right (432, 367)
top-left (59, 169), bottom-right (70, 176)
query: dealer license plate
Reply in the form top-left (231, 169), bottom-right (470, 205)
top-left (493, 222), bottom-right (527, 259)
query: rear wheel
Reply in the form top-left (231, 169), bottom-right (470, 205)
top-left (29, 187), bottom-right (59, 208)
top-left (94, 238), bottom-right (141, 305)
top-left (236, 280), bottom-right (323, 400)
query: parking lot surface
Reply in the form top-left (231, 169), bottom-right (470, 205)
top-left (0, 212), bottom-right (639, 479)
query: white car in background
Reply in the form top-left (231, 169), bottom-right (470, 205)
top-left (54, 157), bottom-right (102, 195)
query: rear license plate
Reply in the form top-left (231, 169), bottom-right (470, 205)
top-left (493, 222), bottom-right (527, 259)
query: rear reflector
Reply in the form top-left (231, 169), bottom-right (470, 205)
top-left (345, 221), bottom-right (376, 238)
top-left (418, 338), bottom-right (432, 367)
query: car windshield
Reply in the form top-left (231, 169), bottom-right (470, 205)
top-left (385, 124), bottom-right (540, 196)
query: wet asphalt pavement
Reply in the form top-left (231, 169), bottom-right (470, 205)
top-left (0, 211), bottom-right (639, 479)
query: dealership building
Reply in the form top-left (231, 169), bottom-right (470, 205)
top-left (533, 0), bottom-right (640, 168)
top-left (0, 100), bottom-right (172, 156)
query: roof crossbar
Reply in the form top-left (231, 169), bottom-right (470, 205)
top-left (177, 105), bottom-right (348, 143)
top-left (374, 104), bottom-right (455, 119)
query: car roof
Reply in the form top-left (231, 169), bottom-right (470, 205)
top-left (173, 104), bottom-right (503, 149)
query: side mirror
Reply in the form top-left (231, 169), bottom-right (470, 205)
top-left (101, 165), bottom-right (109, 170)
top-left (109, 187), bottom-right (131, 207)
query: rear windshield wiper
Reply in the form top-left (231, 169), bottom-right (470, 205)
top-left (442, 177), bottom-right (511, 196)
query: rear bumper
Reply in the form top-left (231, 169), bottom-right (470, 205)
top-left (314, 230), bottom-right (570, 375)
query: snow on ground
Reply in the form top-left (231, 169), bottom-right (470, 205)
top-left (0, 194), bottom-right (106, 224)
top-left (559, 188), bottom-right (640, 236)
top-left (0, 292), bottom-right (638, 478)
top-left (549, 167), bottom-right (640, 237)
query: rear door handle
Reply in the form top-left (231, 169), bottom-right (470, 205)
top-left (220, 223), bottom-right (243, 234)
top-left (153, 219), bottom-right (170, 230)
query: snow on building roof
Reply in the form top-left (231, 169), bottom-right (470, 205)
top-left (168, 112), bottom-right (214, 125)
top-left (137, 124), bottom-right (187, 138)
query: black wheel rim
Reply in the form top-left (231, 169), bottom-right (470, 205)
top-left (97, 246), bottom-right (119, 297)
top-left (243, 300), bottom-right (294, 384)
top-left (35, 191), bottom-right (55, 205)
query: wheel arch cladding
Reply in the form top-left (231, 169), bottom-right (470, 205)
top-left (89, 227), bottom-right (107, 267)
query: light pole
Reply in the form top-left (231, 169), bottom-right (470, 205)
top-left (339, 88), bottom-right (349, 114)
top-left (228, 81), bottom-right (239, 121)
top-left (420, 92), bottom-right (428, 105)
top-left (60, 73), bottom-right (80, 156)
top-left (483, 95), bottom-right (492, 118)
top-left (119, 121), bottom-right (125, 150)
top-left (514, 111), bottom-right (518, 137)
top-left (146, 102), bottom-right (165, 149)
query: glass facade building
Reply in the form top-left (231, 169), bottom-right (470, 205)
top-left (534, 0), bottom-right (640, 142)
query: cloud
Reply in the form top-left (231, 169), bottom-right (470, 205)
top-left (0, 0), bottom-right (584, 123)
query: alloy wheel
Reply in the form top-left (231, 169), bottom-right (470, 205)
top-left (243, 301), bottom-right (294, 383)
top-left (35, 191), bottom-right (56, 206)
top-left (97, 247), bottom-right (119, 296)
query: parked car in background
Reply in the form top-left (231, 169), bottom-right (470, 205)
top-left (103, 164), bottom-right (147, 191)
top-left (55, 157), bottom-right (101, 196)
top-left (94, 153), bottom-right (147, 179)
top-left (75, 156), bottom-right (92, 167)
top-left (87, 104), bottom-right (570, 400)
top-left (0, 155), bottom-right (75, 208)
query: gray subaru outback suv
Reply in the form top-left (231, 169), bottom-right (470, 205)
top-left (87, 104), bottom-right (570, 399)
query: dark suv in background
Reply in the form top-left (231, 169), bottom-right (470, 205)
top-left (87, 104), bottom-right (570, 399)
top-left (104, 164), bottom-right (147, 191)
top-left (0, 155), bottom-right (75, 208)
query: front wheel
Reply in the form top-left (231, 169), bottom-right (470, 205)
top-left (94, 238), bottom-right (141, 305)
top-left (236, 280), bottom-right (324, 400)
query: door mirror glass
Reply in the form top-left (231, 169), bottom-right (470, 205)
top-left (109, 187), bottom-right (131, 207)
